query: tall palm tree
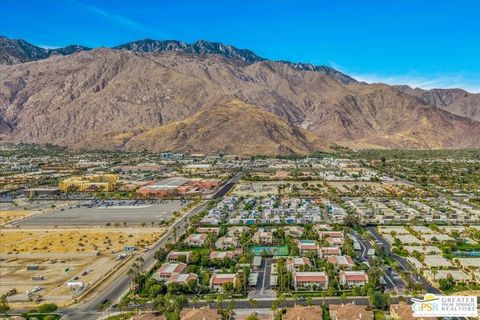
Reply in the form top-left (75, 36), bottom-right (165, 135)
top-left (272, 299), bottom-right (278, 314)
top-left (135, 256), bottom-right (145, 272)
top-left (225, 300), bottom-right (235, 320)
top-left (206, 295), bottom-right (215, 309)
top-left (307, 296), bottom-right (313, 307)
top-left (192, 295), bottom-right (200, 308)
top-left (432, 267), bottom-right (438, 281)
top-left (249, 298), bottom-right (258, 313)
top-left (277, 293), bottom-right (286, 309)
top-left (216, 294), bottom-right (225, 317)
top-left (127, 268), bottom-right (136, 290)
top-left (153, 249), bottom-right (164, 264)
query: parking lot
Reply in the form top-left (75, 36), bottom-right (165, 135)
top-left (14, 200), bottom-right (190, 227)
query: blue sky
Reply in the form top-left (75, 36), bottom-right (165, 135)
top-left (2, 0), bottom-right (479, 92)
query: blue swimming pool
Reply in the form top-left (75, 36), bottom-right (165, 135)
top-left (454, 250), bottom-right (480, 257)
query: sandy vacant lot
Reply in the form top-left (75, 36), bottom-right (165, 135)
top-left (0, 254), bottom-right (122, 302)
top-left (0, 210), bottom-right (38, 225)
top-left (0, 228), bottom-right (165, 254)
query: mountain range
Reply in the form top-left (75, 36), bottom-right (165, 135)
top-left (0, 36), bottom-right (479, 155)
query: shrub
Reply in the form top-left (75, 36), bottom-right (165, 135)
top-left (38, 303), bottom-right (58, 313)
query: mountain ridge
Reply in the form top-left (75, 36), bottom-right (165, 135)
top-left (0, 36), bottom-right (356, 83)
top-left (0, 36), bottom-right (90, 65)
top-left (393, 85), bottom-right (480, 121)
top-left (1, 47), bottom-right (479, 154)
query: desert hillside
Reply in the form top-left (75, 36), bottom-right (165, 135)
top-left (1, 40), bottom-right (479, 154)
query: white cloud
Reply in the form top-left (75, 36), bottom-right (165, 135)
top-left (325, 61), bottom-right (480, 93)
top-left (38, 45), bottom-right (61, 49)
top-left (86, 5), bottom-right (152, 32)
top-left (71, 0), bottom-right (167, 38)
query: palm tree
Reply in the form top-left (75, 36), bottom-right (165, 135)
top-left (173, 226), bottom-right (180, 242)
top-left (135, 256), bottom-right (145, 272)
top-left (431, 268), bottom-right (438, 281)
top-left (224, 299), bottom-right (235, 320)
top-left (192, 295), bottom-right (200, 308)
top-left (154, 249), bottom-right (163, 264)
top-left (306, 296), bottom-right (313, 307)
top-left (272, 299), bottom-right (278, 314)
top-left (249, 298), bottom-right (258, 313)
top-left (127, 268), bottom-right (136, 290)
top-left (276, 293), bottom-right (286, 309)
top-left (216, 294), bottom-right (225, 317)
top-left (0, 294), bottom-right (10, 317)
top-left (206, 295), bottom-right (215, 309)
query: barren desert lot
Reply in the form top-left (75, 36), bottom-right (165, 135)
top-left (0, 254), bottom-right (122, 301)
top-left (0, 228), bottom-right (166, 254)
top-left (0, 210), bottom-right (37, 225)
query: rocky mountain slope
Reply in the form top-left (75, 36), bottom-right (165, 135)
top-left (115, 39), bottom-right (264, 64)
top-left (0, 36), bottom-right (357, 83)
top-left (1, 47), bottom-right (479, 154)
top-left (0, 36), bottom-right (90, 65)
top-left (80, 99), bottom-right (327, 155)
top-left (394, 85), bottom-right (480, 121)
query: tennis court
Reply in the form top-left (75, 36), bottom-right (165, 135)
top-left (250, 245), bottom-right (289, 256)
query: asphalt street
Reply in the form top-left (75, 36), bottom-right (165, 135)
top-left (351, 231), bottom-right (406, 294)
top-left (366, 226), bottom-right (441, 294)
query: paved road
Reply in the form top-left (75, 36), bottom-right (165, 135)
top-left (366, 226), bottom-right (441, 294)
top-left (351, 231), bottom-right (406, 294)
top-left (59, 169), bottom-right (246, 320)
top-left (249, 257), bottom-right (275, 299)
top-left (255, 257), bottom-right (265, 291)
top-left (54, 296), bottom-right (376, 318)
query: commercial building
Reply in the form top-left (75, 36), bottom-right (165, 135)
top-left (136, 177), bottom-right (192, 198)
top-left (136, 177), bottom-right (221, 198)
top-left (59, 174), bottom-right (118, 192)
